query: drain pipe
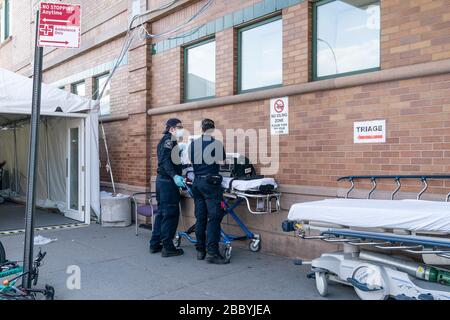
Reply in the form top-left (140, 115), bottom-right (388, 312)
top-left (13, 124), bottom-right (19, 193)
top-left (45, 118), bottom-right (50, 199)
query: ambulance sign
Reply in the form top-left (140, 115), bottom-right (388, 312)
top-left (38, 2), bottom-right (81, 49)
top-left (270, 97), bottom-right (289, 135)
top-left (354, 120), bottom-right (386, 144)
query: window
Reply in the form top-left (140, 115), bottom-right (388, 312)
top-left (71, 81), bottom-right (86, 97)
top-left (313, 0), bottom-right (381, 80)
top-left (238, 16), bottom-right (283, 93)
top-left (184, 39), bottom-right (216, 102)
top-left (1, 0), bottom-right (11, 41)
top-left (94, 74), bottom-right (111, 116)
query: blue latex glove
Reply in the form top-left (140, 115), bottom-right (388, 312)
top-left (173, 175), bottom-right (186, 188)
top-left (178, 143), bottom-right (187, 153)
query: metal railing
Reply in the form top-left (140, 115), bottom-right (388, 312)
top-left (337, 175), bottom-right (450, 201)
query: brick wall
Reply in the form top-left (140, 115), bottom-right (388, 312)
top-left (283, 0), bottom-right (311, 85)
top-left (146, 0), bottom-right (450, 257)
top-left (381, 0), bottom-right (450, 68)
top-left (215, 28), bottom-right (237, 97)
top-left (151, 47), bottom-right (183, 107)
top-left (3, 0), bottom-right (450, 258)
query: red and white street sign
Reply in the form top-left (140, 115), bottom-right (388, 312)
top-left (38, 2), bottom-right (81, 49)
top-left (274, 99), bottom-right (285, 113)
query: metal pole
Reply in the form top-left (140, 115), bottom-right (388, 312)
top-left (13, 124), bottom-right (19, 193)
top-left (22, 10), bottom-right (43, 289)
top-left (45, 118), bottom-right (50, 199)
top-left (100, 121), bottom-right (116, 195)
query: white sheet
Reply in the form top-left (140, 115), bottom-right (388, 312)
top-left (288, 199), bottom-right (450, 233)
top-left (222, 177), bottom-right (277, 191)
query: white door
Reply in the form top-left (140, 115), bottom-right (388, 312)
top-left (66, 119), bottom-right (85, 222)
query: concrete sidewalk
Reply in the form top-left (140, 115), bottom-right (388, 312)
top-left (0, 224), bottom-right (357, 300)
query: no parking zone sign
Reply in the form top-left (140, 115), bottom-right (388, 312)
top-left (38, 2), bottom-right (81, 48)
top-left (270, 97), bottom-right (289, 135)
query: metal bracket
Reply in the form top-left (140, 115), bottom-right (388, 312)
top-left (417, 178), bottom-right (428, 200)
top-left (346, 178), bottom-right (355, 199)
top-left (392, 178), bottom-right (401, 200)
top-left (368, 178), bottom-right (377, 199)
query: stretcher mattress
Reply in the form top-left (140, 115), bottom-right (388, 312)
top-left (222, 177), bottom-right (277, 191)
top-left (288, 199), bottom-right (450, 233)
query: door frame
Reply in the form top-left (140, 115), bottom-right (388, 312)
top-left (66, 118), bottom-right (85, 222)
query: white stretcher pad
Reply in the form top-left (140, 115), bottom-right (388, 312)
top-left (222, 177), bottom-right (277, 192)
top-left (288, 199), bottom-right (450, 233)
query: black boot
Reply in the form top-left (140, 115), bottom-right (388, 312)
top-left (149, 244), bottom-right (163, 254)
top-left (197, 250), bottom-right (207, 261)
top-left (196, 245), bottom-right (206, 260)
top-left (206, 252), bottom-right (230, 264)
top-left (161, 247), bottom-right (184, 258)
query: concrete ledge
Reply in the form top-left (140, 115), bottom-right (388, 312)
top-left (100, 181), bottom-right (150, 194)
top-left (148, 58), bottom-right (450, 116)
top-left (99, 114), bottom-right (129, 123)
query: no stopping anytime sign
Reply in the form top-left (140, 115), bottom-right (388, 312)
top-left (38, 2), bottom-right (81, 49)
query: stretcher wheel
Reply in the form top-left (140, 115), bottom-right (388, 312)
top-left (173, 235), bottom-right (181, 248)
top-left (351, 266), bottom-right (389, 301)
top-left (315, 272), bottom-right (329, 297)
top-left (0, 241), bottom-right (5, 264)
top-left (224, 245), bottom-right (232, 260)
top-left (249, 239), bottom-right (261, 252)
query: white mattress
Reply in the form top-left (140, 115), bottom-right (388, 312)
top-left (222, 177), bottom-right (277, 191)
top-left (288, 199), bottom-right (450, 233)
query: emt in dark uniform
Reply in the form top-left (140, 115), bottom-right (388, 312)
top-left (189, 119), bottom-right (229, 264)
top-left (150, 118), bottom-right (186, 258)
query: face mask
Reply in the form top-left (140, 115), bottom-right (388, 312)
top-left (175, 128), bottom-right (184, 138)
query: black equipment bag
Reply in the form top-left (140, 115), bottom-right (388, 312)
top-left (206, 174), bottom-right (223, 186)
top-left (221, 154), bottom-right (259, 179)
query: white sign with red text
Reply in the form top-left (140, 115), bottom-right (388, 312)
top-left (354, 120), bottom-right (386, 144)
top-left (270, 97), bottom-right (289, 135)
top-left (38, 2), bottom-right (81, 49)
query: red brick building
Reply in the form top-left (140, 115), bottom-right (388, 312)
top-left (2, 0), bottom-right (450, 258)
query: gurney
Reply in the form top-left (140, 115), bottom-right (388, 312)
top-left (282, 175), bottom-right (450, 300)
top-left (221, 176), bottom-right (280, 215)
top-left (176, 154), bottom-right (281, 259)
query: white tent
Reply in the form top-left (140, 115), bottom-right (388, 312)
top-left (0, 68), bottom-right (100, 224)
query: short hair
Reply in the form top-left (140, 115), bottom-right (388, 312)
top-left (201, 119), bottom-right (215, 132)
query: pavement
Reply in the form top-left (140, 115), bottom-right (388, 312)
top-left (0, 224), bottom-right (358, 300)
top-left (0, 201), bottom-right (76, 231)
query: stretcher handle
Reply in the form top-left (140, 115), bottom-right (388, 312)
top-left (339, 175), bottom-right (450, 201)
top-left (368, 178), bottom-right (377, 199)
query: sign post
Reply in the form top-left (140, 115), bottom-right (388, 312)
top-left (22, 9), bottom-right (44, 289)
top-left (22, 3), bottom-right (81, 289)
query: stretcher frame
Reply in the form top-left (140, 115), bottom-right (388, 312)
top-left (287, 175), bottom-right (450, 300)
top-left (175, 179), bottom-right (281, 259)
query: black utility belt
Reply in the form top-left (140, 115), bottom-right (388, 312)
top-left (197, 174), bottom-right (223, 186)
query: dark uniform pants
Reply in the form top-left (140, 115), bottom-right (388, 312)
top-left (192, 177), bottom-right (224, 254)
top-left (150, 176), bottom-right (181, 249)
